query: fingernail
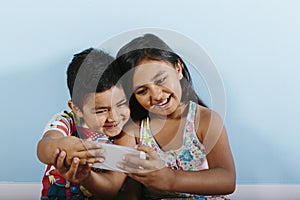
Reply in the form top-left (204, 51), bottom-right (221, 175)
top-left (73, 158), bottom-right (79, 163)
top-left (117, 163), bottom-right (122, 168)
top-left (122, 155), bottom-right (126, 161)
top-left (60, 151), bottom-right (66, 157)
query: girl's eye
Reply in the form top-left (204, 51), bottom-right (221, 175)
top-left (135, 88), bottom-right (147, 95)
top-left (156, 77), bottom-right (166, 85)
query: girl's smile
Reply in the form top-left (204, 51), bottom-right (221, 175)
top-left (132, 59), bottom-right (183, 117)
top-left (151, 94), bottom-right (172, 109)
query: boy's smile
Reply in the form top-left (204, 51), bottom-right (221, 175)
top-left (75, 86), bottom-right (130, 137)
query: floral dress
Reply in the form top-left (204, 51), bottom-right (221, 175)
top-left (139, 101), bottom-right (229, 200)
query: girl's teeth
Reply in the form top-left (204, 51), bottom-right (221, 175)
top-left (158, 99), bottom-right (168, 106)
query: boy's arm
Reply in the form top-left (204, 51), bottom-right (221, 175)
top-left (37, 130), bottom-right (66, 165)
top-left (37, 111), bottom-right (104, 166)
top-left (55, 130), bottom-right (138, 198)
top-left (37, 130), bottom-right (104, 166)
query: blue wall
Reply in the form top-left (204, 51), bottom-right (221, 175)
top-left (1, 0), bottom-right (299, 184)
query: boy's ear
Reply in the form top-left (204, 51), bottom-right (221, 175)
top-left (68, 100), bottom-right (83, 118)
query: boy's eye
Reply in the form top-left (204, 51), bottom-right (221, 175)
top-left (117, 99), bottom-right (128, 107)
top-left (95, 109), bottom-right (108, 114)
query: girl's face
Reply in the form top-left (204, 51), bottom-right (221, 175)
top-left (75, 86), bottom-right (130, 137)
top-left (132, 59), bottom-right (183, 116)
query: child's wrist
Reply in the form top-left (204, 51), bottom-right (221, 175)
top-left (81, 170), bottom-right (93, 185)
top-left (167, 168), bottom-right (177, 191)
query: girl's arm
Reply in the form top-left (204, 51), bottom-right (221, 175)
top-left (119, 107), bottom-right (236, 195)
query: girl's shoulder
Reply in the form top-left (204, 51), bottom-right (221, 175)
top-left (123, 120), bottom-right (141, 138)
top-left (195, 104), bottom-right (225, 142)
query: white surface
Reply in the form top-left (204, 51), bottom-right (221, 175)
top-left (0, 183), bottom-right (41, 200)
top-left (93, 143), bottom-right (146, 172)
top-left (0, 183), bottom-right (300, 199)
top-left (229, 184), bottom-right (300, 200)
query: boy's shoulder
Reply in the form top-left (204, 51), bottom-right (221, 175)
top-left (45, 110), bottom-right (78, 137)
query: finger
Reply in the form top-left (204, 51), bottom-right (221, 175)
top-left (78, 156), bottom-right (105, 165)
top-left (136, 146), bottom-right (158, 159)
top-left (117, 162), bottom-right (147, 174)
top-left (136, 145), bottom-right (153, 153)
top-left (123, 154), bottom-right (147, 167)
top-left (81, 140), bottom-right (102, 150)
top-left (73, 149), bottom-right (105, 165)
top-left (65, 157), bottom-right (80, 180)
top-left (51, 148), bottom-right (60, 166)
top-left (137, 146), bottom-right (161, 161)
top-left (56, 151), bottom-right (68, 173)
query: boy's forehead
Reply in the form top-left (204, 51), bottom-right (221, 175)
top-left (85, 86), bottom-right (125, 103)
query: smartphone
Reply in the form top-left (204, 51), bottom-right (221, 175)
top-left (92, 143), bottom-right (146, 173)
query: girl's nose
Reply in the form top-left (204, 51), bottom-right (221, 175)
top-left (150, 85), bottom-right (163, 101)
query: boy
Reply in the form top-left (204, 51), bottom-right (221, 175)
top-left (37, 48), bottom-right (138, 200)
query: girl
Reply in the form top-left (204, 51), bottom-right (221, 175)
top-left (116, 42), bottom-right (236, 199)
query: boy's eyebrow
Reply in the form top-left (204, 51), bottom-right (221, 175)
top-left (93, 98), bottom-right (127, 110)
top-left (133, 70), bottom-right (166, 90)
top-left (116, 98), bottom-right (127, 105)
top-left (93, 105), bottom-right (108, 110)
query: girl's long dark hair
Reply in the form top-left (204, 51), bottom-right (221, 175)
top-left (117, 48), bottom-right (207, 122)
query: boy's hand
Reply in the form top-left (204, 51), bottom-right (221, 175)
top-left (58, 137), bottom-right (105, 166)
top-left (55, 150), bottom-right (92, 183)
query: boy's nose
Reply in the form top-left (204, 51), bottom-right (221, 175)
top-left (107, 109), bottom-right (118, 122)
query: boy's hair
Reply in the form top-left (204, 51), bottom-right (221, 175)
top-left (67, 48), bottom-right (121, 109)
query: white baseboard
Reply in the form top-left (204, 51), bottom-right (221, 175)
top-left (0, 183), bottom-right (299, 199)
top-left (0, 182), bottom-right (41, 200)
top-left (229, 184), bottom-right (300, 200)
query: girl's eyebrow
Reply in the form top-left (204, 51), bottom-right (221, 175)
top-left (133, 70), bottom-right (166, 90)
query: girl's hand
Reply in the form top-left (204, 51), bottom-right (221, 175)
top-left (117, 145), bottom-right (175, 191)
top-left (55, 150), bottom-right (93, 183)
top-left (118, 145), bottom-right (164, 173)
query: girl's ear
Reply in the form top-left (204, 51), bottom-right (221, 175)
top-left (68, 100), bottom-right (83, 118)
top-left (176, 59), bottom-right (184, 80)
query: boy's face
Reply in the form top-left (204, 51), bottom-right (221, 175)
top-left (76, 86), bottom-right (130, 137)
